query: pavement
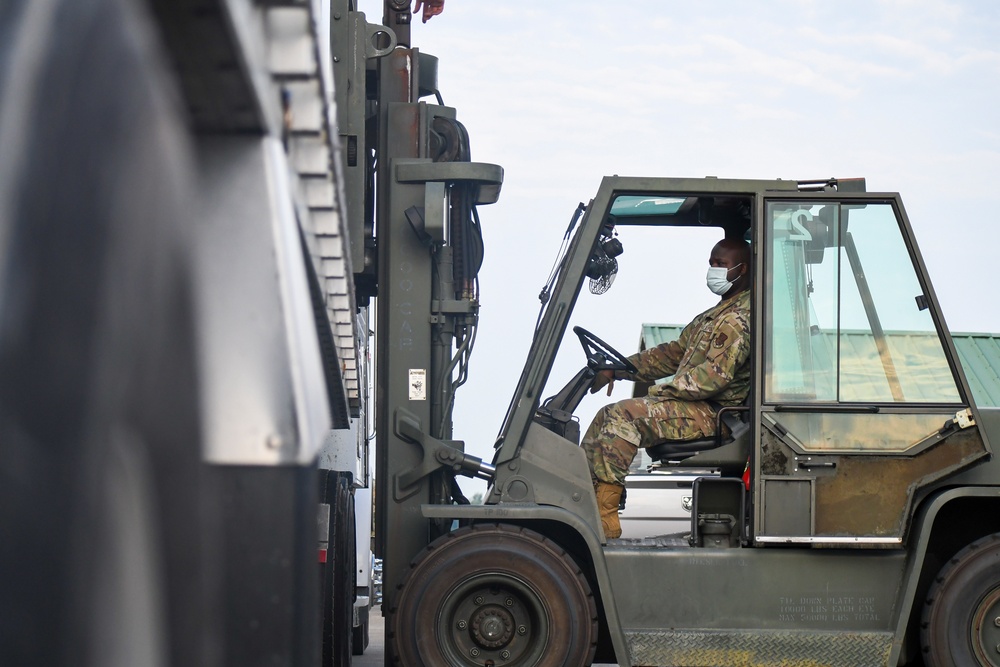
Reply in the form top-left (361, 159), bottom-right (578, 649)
top-left (352, 606), bottom-right (386, 667)
top-left (353, 606), bottom-right (617, 666)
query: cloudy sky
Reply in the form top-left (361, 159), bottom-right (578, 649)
top-left (361, 0), bottom-right (1000, 495)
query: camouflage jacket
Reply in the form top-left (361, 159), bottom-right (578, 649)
top-left (627, 289), bottom-right (751, 406)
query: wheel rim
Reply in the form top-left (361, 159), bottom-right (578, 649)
top-left (437, 572), bottom-right (549, 666)
top-left (971, 585), bottom-right (1000, 667)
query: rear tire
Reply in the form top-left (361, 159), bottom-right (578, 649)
top-left (390, 523), bottom-right (597, 667)
top-left (0, 1), bottom-right (205, 666)
top-left (921, 532), bottom-right (1000, 667)
top-left (322, 473), bottom-right (355, 666)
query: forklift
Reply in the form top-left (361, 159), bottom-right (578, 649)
top-left (379, 175), bottom-right (1000, 666)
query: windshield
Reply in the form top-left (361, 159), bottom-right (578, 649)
top-left (610, 196), bottom-right (689, 218)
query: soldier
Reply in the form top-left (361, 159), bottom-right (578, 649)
top-left (584, 238), bottom-right (752, 539)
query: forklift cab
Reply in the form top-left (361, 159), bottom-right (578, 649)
top-left (501, 175), bottom-right (989, 548)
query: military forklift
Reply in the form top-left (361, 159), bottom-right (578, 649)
top-left (380, 174), bottom-right (1000, 666)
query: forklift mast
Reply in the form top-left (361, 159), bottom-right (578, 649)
top-left (367, 0), bottom-right (504, 609)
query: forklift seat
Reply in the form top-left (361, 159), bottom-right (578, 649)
top-left (645, 404), bottom-right (750, 474)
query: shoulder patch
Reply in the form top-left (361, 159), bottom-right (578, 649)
top-left (713, 332), bottom-right (728, 349)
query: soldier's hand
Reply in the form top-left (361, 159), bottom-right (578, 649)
top-left (413, 0), bottom-right (444, 22)
top-left (591, 370), bottom-right (616, 396)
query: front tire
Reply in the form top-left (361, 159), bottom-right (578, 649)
top-left (921, 532), bottom-right (1000, 666)
top-left (390, 523), bottom-right (597, 667)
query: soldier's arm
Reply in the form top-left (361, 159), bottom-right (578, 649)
top-left (652, 314), bottom-right (750, 401)
top-left (624, 322), bottom-right (692, 381)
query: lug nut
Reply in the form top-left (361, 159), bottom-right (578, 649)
top-left (505, 598), bottom-right (513, 607)
top-left (517, 625), bottom-right (526, 635)
top-left (474, 596), bottom-right (484, 605)
top-left (994, 616), bottom-right (1000, 627)
top-left (457, 620), bottom-right (467, 630)
top-left (470, 648), bottom-right (480, 657)
top-left (500, 650), bottom-right (510, 660)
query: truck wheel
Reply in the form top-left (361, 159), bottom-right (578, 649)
top-left (0, 1), bottom-right (204, 666)
top-left (921, 532), bottom-right (1000, 666)
top-left (322, 473), bottom-right (355, 666)
top-left (390, 523), bottom-right (597, 667)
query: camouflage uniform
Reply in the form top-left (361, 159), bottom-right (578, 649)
top-left (583, 289), bottom-right (751, 485)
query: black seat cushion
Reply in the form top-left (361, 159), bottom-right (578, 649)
top-left (646, 416), bottom-right (750, 463)
top-left (646, 436), bottom-right (727, 462)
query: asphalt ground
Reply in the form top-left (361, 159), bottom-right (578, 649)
top-left (351, 607), bottom-right (385, 667)
top-left (353, 607), bottom-right (617, 666)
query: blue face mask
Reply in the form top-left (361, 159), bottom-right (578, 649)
top-left (706, 263), bottom-right (742, 295)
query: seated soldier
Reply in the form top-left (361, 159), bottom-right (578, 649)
top-left (583, 238), bottom-right (752, 539)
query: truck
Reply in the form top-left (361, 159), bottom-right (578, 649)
top-left (0, 0), bottom-right (405, 665)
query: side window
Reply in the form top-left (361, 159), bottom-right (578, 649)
top-left (765, 201), bottom-right (961, 405)
top-left (765, 203), bottom-right (839, 401)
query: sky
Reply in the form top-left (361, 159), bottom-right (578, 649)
top-left (360, 0), bottom-right (1000, 496)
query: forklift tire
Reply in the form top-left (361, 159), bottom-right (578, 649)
top-left (921, 531), bottom-right (1000, 666)
top-left (389, 523), bottom-right (598, 667)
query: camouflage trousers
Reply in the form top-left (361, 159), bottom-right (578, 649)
top-left (582, 396), bottom-right (717, 486)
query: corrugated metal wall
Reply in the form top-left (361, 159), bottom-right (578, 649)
top-left (641, 325), bottom-right (1000, 407)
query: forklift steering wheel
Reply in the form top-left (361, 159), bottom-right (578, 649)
top-left (573, 326), bottom-right (638, 374)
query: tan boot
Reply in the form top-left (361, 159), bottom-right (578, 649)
top-left (594, 482), bottom-right (624, 539)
